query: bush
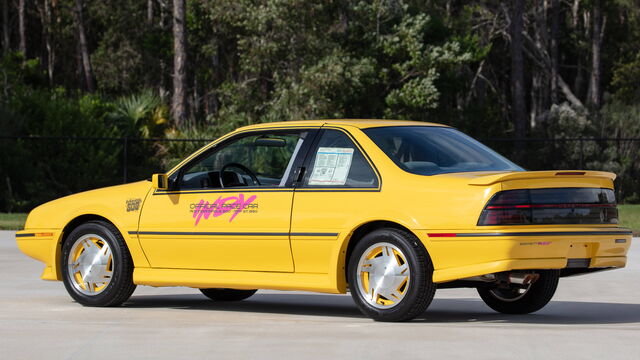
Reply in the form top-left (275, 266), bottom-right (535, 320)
top-left (0, 89), bottom-right (120, 211)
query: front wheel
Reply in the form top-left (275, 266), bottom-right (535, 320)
top-left (477, 270), bottom-right (560, 314)
top-left (348, 228), bottom-right (436, 322)
top-left (61, 221), bottom-right (136, 307)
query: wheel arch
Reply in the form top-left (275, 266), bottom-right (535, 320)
top-left (54, 214), bottom-right (140, 280)
top-left (336, 220), bottom-right (431, 293)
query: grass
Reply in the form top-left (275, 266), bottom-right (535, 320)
top-left (0, 213), bottom-right (27, 230)
top-left (618, 204), bottom-right (640, 236)
top-left (0, 205), bottom-right (638, 233)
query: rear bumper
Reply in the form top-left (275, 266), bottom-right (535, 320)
top-left (421, 228), bottom-right (632, 283)
top-left (15, 230), bottom-right (60, 280)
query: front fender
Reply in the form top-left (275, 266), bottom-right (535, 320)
top-left (19, 181), bottom-right (153, 280)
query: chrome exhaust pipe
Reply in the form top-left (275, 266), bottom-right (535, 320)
top-left (459, 272), bottom-right (540, 286)
top-left (509, 272), bottom-right (540, 285)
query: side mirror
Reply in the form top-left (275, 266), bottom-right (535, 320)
top-left (152, 174), bottom-right (169, 190)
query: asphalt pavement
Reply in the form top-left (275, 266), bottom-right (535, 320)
top-left (1, 230), bottom-right (638, 359)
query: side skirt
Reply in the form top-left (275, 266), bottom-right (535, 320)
top-left (133, 268), bottom-right (342, 294)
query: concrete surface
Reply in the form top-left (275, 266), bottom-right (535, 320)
top-left (1, 231), bottom-right (638, 360)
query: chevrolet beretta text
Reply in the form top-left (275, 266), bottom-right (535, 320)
top-left (16, 120), bottom-right (632, 321)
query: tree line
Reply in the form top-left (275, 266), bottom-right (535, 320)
top-left (1, 0), bottom-right (640, 210)
top-left (2, 1), bottom-right (639, 130)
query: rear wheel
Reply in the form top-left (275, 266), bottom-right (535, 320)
top-left (61, 221), bottom-right (136, 306)
top-left (477, 270), bottom-right (560, 314)
top-left (348, 228), bottom-right (436, 322)
top-left (200, 288), bottom-right (257, 301)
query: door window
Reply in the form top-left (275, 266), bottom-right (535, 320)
top-left (179, 131), bottom-right (308, 190)
top-left (303, 129), bottom-right (378, 188)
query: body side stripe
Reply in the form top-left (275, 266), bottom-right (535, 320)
top-left (15, 233), bottom-right (35, 238)
top-left (428, 230), bottom-right (633, 238)
top-left (129, 231), bottom-right (339, 237)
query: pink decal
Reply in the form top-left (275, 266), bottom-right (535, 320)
top-left (193, 194), bottom-right (257, 225)
top-left (193, 199), bottom-right (206, 225)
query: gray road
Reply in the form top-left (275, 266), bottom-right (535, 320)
top-left (1, 231), bottom-right (638, 359)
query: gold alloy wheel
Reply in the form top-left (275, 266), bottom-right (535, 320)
top-left (67, 234), bottom-right (113, 295)
top-left (356, 242), bottom-right (410, 309)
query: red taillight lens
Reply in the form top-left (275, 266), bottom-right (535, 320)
top-left (478, 188), bottom-right (618, 226)
top-left (481, 208), bottom-right (531, 225)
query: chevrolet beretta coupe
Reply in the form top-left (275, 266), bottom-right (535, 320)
top-left (16, 120), bottom-right (632, 321)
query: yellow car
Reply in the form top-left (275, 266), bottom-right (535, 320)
top-left (16, 120), bottom-right (632, 321)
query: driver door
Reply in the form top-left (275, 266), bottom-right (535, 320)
top-left (137, 129), bottom-right (315, 272)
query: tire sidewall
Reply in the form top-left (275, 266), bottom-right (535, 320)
top-left (477, 270), bottom-right (560, 314)
top-left (61, 222), bottom-right (128, 306)
top-left (348, 229), bottom-right (433, 321)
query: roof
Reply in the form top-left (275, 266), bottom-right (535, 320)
top-left (235, 119), bottom-right (448, 132)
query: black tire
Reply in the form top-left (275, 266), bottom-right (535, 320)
top-left (477, 270), bottom-right (560, 314)
top-left (347, 228), bottom-right (436, 322)
top-left (200, 288), bottom-right (258, 301)
top-left (61, 221), bottom-right (136, 307)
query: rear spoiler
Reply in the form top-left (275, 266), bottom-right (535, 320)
top-left (468, 170), bottom-right (616, 186)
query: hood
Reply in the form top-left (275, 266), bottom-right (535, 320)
top-left (24, 181), bottom-right (152, 229)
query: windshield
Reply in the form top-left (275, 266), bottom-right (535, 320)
top-left (364, 126), bottom-right (523, 175)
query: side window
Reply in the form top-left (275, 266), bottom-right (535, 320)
top-left (303, 129), bottom-right (378, 188)
top-left (179, 131), bottom-right (307, 190)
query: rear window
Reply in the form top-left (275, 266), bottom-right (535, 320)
top-left (364, 126), bottom-right (522, 175)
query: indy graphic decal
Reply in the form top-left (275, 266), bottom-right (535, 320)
top-left (191, 194), bottom-right (258, 225)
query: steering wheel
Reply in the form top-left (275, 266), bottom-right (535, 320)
top-left (219, 163), bottom-right (261, 188)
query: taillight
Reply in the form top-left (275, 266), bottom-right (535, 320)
top-left (478, 188), bottom-right (618, 226)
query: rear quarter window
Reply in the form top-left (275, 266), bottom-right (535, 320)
top-left (303, 129), bottom-right (378, 188)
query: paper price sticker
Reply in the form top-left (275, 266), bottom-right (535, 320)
top-left (308, 147), bottom-right (354, 186)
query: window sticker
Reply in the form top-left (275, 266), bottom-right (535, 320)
top-left (308, 147), bottom-right (354, 186)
